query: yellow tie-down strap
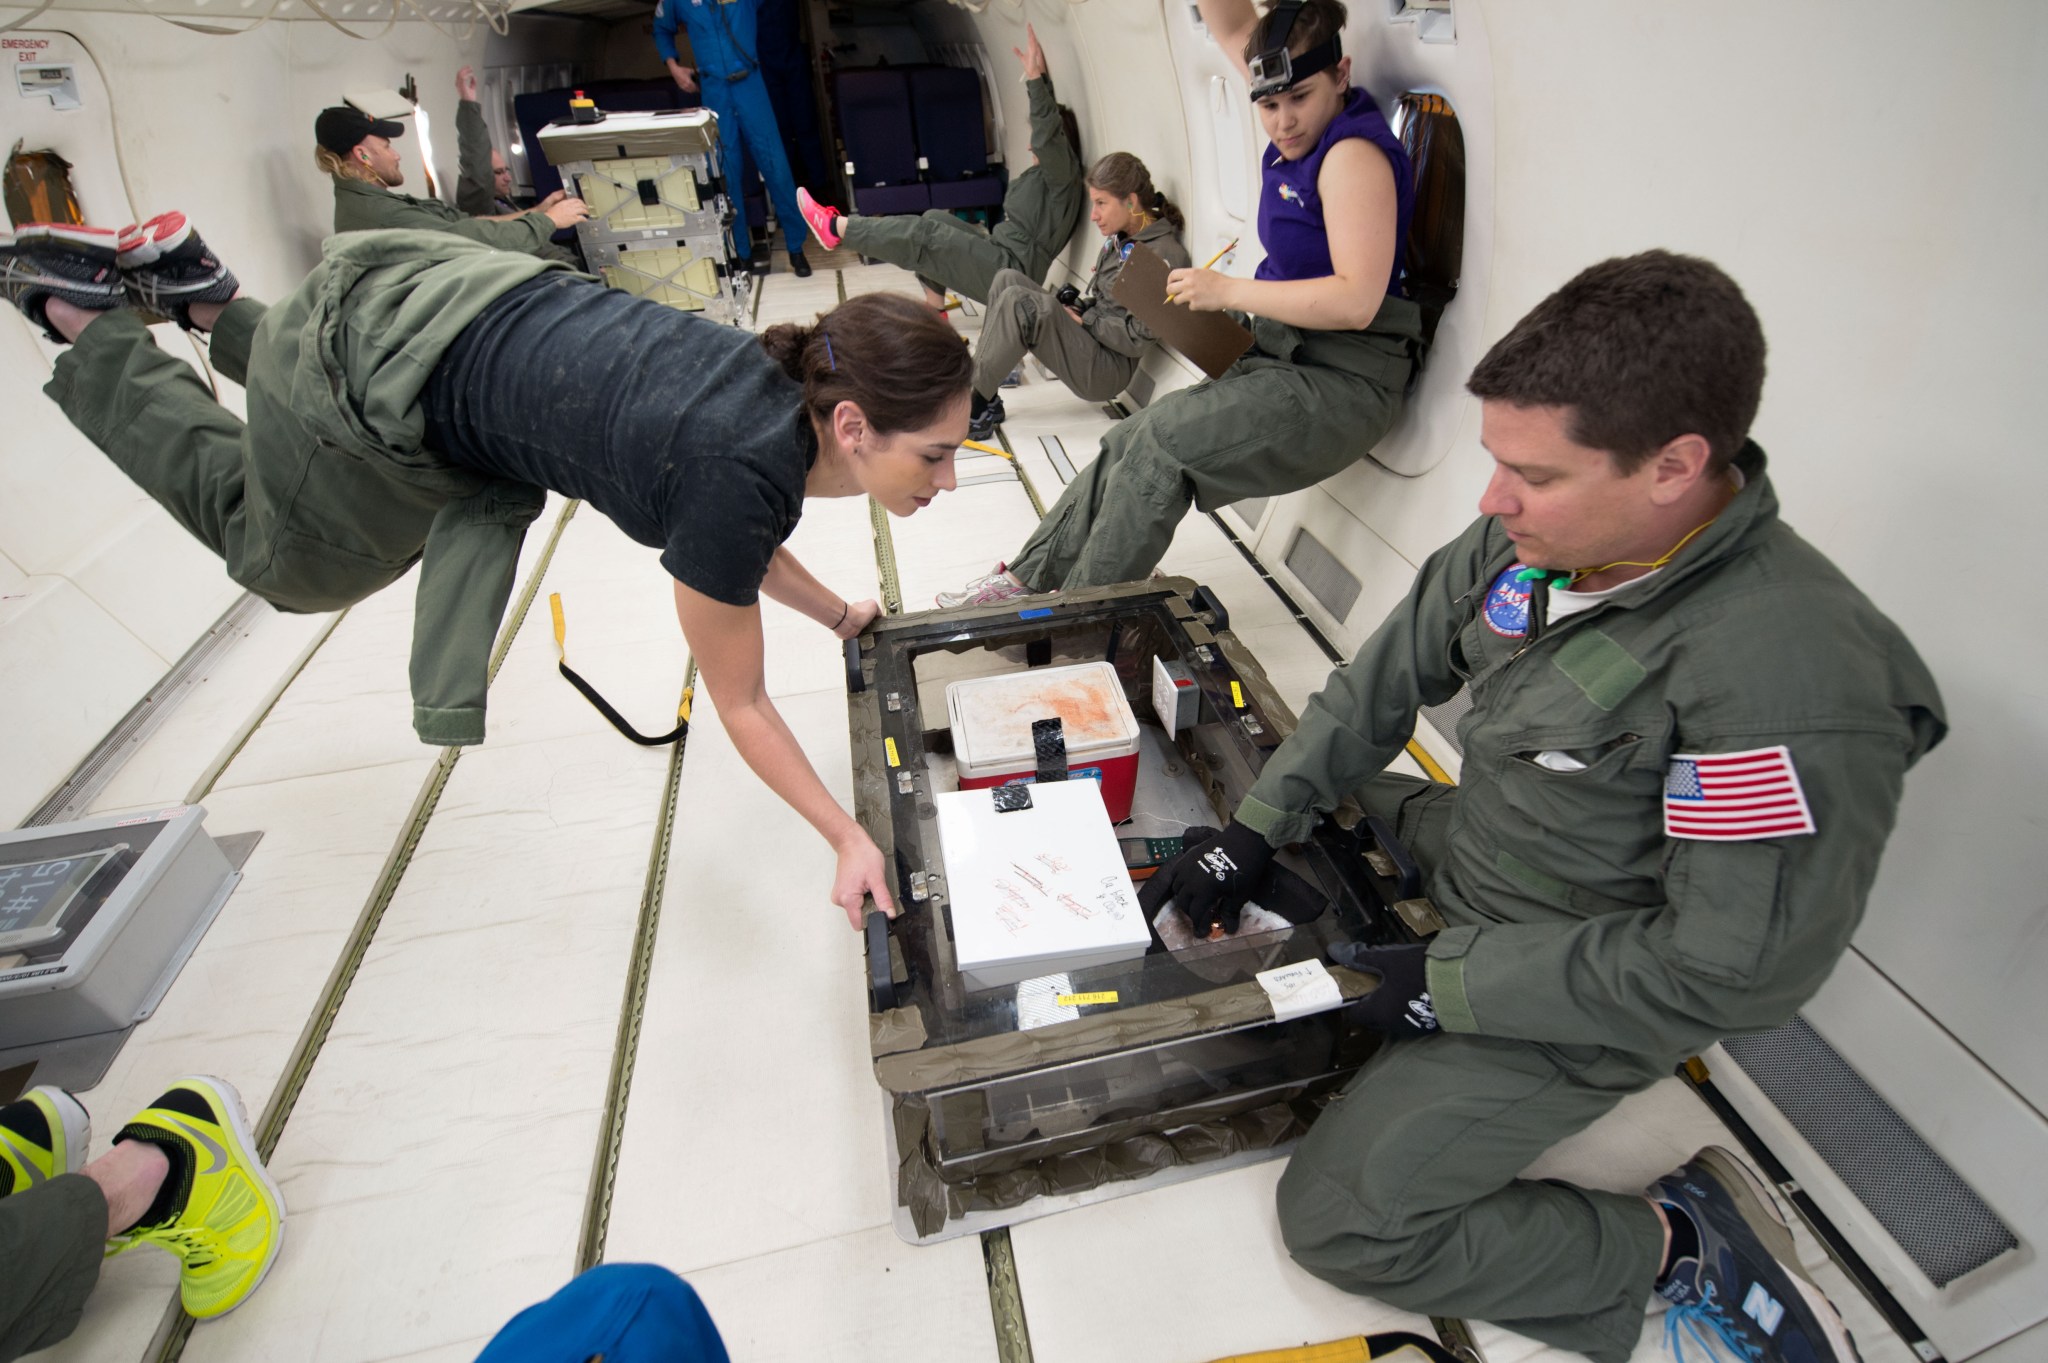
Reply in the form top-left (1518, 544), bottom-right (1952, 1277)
top-left (550, 593), bottom-right (691, 744)
top-left (1205, 1334), bottom-right (1456, 1363)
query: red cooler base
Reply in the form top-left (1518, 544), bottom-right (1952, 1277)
top-left (957, 753), bottom-right (1139, 824)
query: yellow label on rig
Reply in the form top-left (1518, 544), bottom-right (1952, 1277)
top-left (1056, 991), bottom-right (1119, 1007)
top-left (1231, 681), bottom-right (1246, 709)
top-left (885, 737), bottom-right (901, 768)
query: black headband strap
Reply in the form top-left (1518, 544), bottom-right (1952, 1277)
top-left (1247, 3), bottom-right (1342, 100)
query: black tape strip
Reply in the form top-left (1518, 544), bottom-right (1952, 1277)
top-left (1364, 1333), bottom-right (1460, 1363)
top-left (1032, 717), bottom-right (1067, 783)
top-left (557, 661), bottom-right (687, 746)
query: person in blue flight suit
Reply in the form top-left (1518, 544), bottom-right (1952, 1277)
top-left (755, 0), bottom-right (831, 193)
top-left (654, 0), bottom-right (813, 278)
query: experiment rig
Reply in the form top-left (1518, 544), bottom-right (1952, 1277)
top-left (846, 578), bottom-right (1440, 1243)
top-left (536, 106), bottom-right (749, 323)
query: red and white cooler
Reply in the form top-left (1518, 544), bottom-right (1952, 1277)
top-left (946, 662), bottom-right (1142, 822)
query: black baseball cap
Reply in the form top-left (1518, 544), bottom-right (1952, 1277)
top-left (315, 105), bottom-right (405, 156)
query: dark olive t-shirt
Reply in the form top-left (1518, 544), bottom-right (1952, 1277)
top-left (422, 274), bottom-right (814, 606)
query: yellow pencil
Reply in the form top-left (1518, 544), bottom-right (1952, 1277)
top-left (1165, 238), bottom-right (1238, 304)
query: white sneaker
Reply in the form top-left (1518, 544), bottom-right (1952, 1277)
top-left (936, 564), bottom-right (1033, 609)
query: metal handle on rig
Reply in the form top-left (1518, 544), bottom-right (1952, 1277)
top-left (865, 905), bottom-right (897, 1011)
top-left (1362, 814), bottom-right (1424, 901)
top-left (549, 592), bottom-right (690, 746)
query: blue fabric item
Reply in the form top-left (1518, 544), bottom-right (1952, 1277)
top-left (699, 67), bottom-right (807, 252)
top-left (755, 0), bottom-right (830, 187)
top-left (473, 1264), bottom-right (730, 1363)
top-left (1255, 85), bottom-right (1412, 294)
top-left (650, 0), bottom-right (807, 251)
top-left (651, 0), bottom-right (758, 77)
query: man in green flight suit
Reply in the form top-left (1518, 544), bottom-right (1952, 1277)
top-left (316, 97), bottom-right (587, 262)
top-left (1151, 251), bottom-right (1945, 1363)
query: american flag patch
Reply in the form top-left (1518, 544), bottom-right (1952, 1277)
top-left (1664, 746), bottom-right (1817, 841)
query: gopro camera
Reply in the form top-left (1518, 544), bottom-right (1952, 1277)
top-left (1247, 1), bottom-right (1342, 101)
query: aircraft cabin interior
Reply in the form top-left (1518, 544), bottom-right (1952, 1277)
top-left (0, 1), bottom-right (2041, 1361)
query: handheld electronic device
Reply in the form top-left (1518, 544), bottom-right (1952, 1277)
top-left (1118, 835), bottom-right (1185, 879)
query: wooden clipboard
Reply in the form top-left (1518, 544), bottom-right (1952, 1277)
top-left (1108, 241), bottom-right (1254, 379)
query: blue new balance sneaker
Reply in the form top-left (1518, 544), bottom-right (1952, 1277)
top-left (0, 225), bottom-right (124, 342)
top-left (116, 212), bottom-right (239, 328)
top-left (1650, 1147), bottom-right (1861, 1362)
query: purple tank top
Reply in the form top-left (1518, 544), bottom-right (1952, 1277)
top-left (1255, 85), bottom-right (1413, 296)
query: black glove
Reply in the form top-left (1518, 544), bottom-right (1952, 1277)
top-left (1328, 941), bottom-right (1441, 1036)
top-left (1155, 819), bottom-right (1275, 938)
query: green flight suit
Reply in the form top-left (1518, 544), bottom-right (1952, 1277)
top-left (0, 1175), bottom-right (104, 1362)
top-left (452, 100), bottom-right (581, 268)
top-left (1007, 294), bottom-right (1420, 592)
top-left (970, 217), bottom-right (1191, 402)
top-left (44, 231), bottom-right (564, 747)
top-left (455, 98), bottom-right (514, 218)
top-left (1233, 445), bottom-right (1945, 1362)
top-left (839, 74), bottom-right (1083, 304)
top-left (332, 167), bottom-right (572, 264)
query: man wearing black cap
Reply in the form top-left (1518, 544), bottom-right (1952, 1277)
top-left (314, 103), bottom-right (587, 260)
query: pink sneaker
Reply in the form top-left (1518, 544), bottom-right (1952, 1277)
top-left (796, 188), bottom-right (843, 251)
top-left (935, 564), bottom-right (1034, 609)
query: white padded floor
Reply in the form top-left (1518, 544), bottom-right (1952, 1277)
top-left (25, 262), bottom-right (1915, 1363)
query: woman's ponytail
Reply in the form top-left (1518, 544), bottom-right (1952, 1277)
top-left (759, 321), bottom-right (812, 383)
top-left (1151, 189), bottom-right (1186, 232)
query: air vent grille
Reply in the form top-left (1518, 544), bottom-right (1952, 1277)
top-left (1228, 497), bottom-right (1269, 532)
top-left (1282, 528), bottom-right (1362, 623)
top-left (1721, 1016), bottom-right (2017, 1288)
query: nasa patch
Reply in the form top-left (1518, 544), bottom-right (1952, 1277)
top-left (1483, 562), bottom-right (1533, 637)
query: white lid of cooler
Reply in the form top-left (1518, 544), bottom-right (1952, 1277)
top-left (946, 662), bottom-right (1140, 779)
top-left (935, 780), bottom-right (1150, 984)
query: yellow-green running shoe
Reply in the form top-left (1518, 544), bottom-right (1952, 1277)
top-left (0, 1085), bottom-right (91, 1195)
top-left (105, 1075), bottom-right (284, 1320)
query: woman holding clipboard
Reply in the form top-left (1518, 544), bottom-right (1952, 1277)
top-left (940, 0), bottom-right (1420, 606)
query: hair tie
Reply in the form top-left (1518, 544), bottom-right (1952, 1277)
top-left (822, 331), bottom-right (837, 372)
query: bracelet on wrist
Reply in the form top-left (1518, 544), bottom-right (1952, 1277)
top-left (833, 601), bottom-right (849, 630)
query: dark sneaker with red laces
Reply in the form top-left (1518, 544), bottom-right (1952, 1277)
top-left (1650, 1147), bottom-right (1862, 1363)
top-left (116, 212), bottom-right (239, 328)
top-left (0, 223), bottom-right (124, 341)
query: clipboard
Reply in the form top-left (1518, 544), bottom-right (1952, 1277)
top-left (1108, 241), bottom-right (1255, 379)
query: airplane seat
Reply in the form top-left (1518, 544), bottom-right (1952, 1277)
top-left (1395, 91), bottom-right (1466, 352)
top-left (909, 65), bottom-right (1003, 212)
top-left (832, 67), bottom-right (930, 216)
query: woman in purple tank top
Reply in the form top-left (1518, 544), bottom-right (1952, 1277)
top-left (939, 0), bottom-right (1423, 606)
